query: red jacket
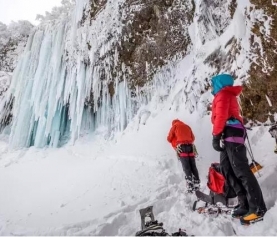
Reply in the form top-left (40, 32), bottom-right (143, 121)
top-left (167, 119), bottom-right (195, 148)
top-left (211, 86), bottom-right (243, 135)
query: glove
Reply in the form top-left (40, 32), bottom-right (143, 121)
top-left (269, 128), bottom-right (277, 138)
top-left (212, 134), bottom-right (224, 152)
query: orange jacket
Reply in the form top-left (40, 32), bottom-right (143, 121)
top-left (167, 119), bottom-right (195, 148)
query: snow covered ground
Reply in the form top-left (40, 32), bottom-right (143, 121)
top-left (0, 107), bottom-right (277, 236)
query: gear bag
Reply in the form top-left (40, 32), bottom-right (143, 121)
top-left (207, 163), bottom-right (225, 194)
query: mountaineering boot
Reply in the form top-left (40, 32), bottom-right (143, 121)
top-left (232, 206), bottom-right (248, 218)
top-left (232, 195), bottom-right (248, 218)
top-left (185, 176), bottom-right (194, 193)
top-left (240, 209), bottom-right (267, 225)
top-left (193, 179), bottom-right (200, 191)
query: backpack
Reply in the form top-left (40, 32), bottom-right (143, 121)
top-left (207, 163), bottom-right (225, 194)
top-left (207, 163), bottom-right (237, 199)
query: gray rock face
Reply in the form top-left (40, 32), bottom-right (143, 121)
top-left (118, 0), bottom-right (194, 89)
top-left (80, 0), bottom-right (195, 93)
top-left (197, 0), bottom-right (236, 44)
top-left (0, 21), bottom-right (33, 72)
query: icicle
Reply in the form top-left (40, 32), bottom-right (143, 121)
top-left (0, 0), bottom-right (211, 149)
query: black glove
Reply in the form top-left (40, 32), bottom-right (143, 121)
top-left (269, 127), bottom-right (277, 138)
top-left (212, 134), bottom-right (224, 152)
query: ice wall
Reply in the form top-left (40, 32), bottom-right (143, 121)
top-left (1, 0), bottom-right (133, 148)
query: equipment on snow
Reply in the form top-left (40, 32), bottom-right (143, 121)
top-left (135, 206), bottom-right (190, 236)
top-left (192, 163), bottom-right (266, 225)
top-left (249, 160), bottom-right (263, 174)
top-left (245, 134), bottom-right (263, 176)
top-left (192, 163), bottom-right (238, 216)
top-left (207, 164), bottom-right (225, 194)
top-left (192, 190), bottom-right (237, 216)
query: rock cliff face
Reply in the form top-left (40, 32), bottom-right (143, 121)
top-left (0, 21), bottom-right (33, 72)
top-left (119, 0), bottom-right (194, 89)
top-left (241, 0), bottom-right (277, 123)
top-left (197, 0), bottom-right (237, 43)
top-left (80, 0), bottom-right (194, 96)
top-left (193, 0), bottom-right (277, 124)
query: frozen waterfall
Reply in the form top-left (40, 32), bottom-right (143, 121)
top-left (1, 0), bottom-right (135, 148)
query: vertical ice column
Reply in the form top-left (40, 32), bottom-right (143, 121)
top-left (9, 22), bottom-right (69, 148)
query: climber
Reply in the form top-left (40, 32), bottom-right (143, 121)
top-left (210, 73), bottom-right (267, 225)
top-left (167, 119), bottom-right (200, 193)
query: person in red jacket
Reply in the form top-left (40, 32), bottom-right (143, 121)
top-left (211, 74), bottom-right (266, 225)
top-left (167, 119), bottom-right (200, 193)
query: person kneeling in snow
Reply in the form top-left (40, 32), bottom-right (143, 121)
top-left (268, 124), bottom-right (277, 153)
top-left (210, 73), bottom-right (267, 224)
top-left (167, 119), bottom-right (200, 193)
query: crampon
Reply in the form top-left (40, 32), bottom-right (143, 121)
top-left (135, 206), bottom-right (193, 236)
top-left (195, 206), bottom-right (232, 217)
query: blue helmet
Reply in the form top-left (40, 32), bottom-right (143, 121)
top-left (211, 74), bottom-right (234, 95)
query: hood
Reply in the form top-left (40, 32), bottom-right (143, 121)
top-left (211, 74), bottom-right (234, 95)
top-left (221, 85), bottom-right (243, 96)
top-left (172, 119), bottom-right (182, 126)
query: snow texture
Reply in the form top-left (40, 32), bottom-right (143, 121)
top-left (0, 108), bottom-right (277, 235)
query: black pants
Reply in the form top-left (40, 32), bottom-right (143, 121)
top-left (180, 157), bottom-right (200, 181)
top-left (220, 142), bottom-right (266, 212)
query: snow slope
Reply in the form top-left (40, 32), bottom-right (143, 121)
top-left (1, 104), bottom-right (277, 235)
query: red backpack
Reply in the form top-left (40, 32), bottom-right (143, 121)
top-left (207, 163), bottom-right (225, 194)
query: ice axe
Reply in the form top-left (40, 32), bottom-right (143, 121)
top-left (246, 134), bottom-right (262, 177)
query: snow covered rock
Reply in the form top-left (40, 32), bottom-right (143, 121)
top-left (0, 21), bottom-right (33, 72)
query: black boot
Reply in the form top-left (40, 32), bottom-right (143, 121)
top-left (185, 176), bottom-right (194, 193)
top-left (232, 195), bottom-right (248, 218)
top-left (193, 179), bottom-right (200, 191)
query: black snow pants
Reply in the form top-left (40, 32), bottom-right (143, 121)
top-left (178, 144), bottom-right (200, 181)
top-left (180, 157), bottom-right (200, 181)
top-left (220, 142), bottom-right (266, 212)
